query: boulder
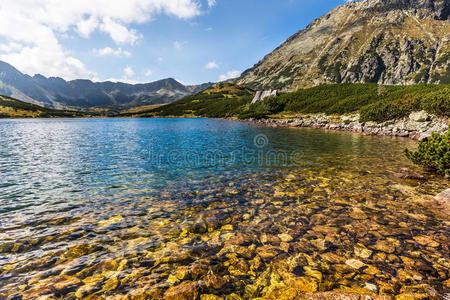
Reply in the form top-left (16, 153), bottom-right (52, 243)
top-left (409, 111), bottom-right (430, 122)
top-left (435, 189), bottom-right (450, 203)
top-left (434, 188), bottom-right (450, 212)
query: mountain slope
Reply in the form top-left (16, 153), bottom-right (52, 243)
top-left (0, 95), bottom-right (89, 118)
top-left (237, 0), bottom-right (450, 91)
top-left (0, 61), bottom-right (213, 109)
top-left (0, 61), bottom-right (56, 106)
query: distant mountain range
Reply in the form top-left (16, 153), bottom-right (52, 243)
top-left (0, 94), bottom-right (89, 118)
top-left (0, 61), bottom-right (213, 109)
top-left (237, 0), bottom-right (449, 90)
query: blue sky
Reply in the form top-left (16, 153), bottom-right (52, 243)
top-left (0, 0), bottom-right (346, 85)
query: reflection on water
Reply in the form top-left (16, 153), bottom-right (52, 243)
top-left (0, 118), bottom-right (448, 299)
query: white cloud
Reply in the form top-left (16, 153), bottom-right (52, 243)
top-left (204, 61), bottom-right (219, 69)
top-left (100, 17), bottom-right (141, 45)
top-left (77, 16), bottom-right (99, 38)
top-left (93, 47), bottom-right (131, 57)
top-left (144, 69), bottom-right (153, 77)
top-left (219, 70), bottom-right (241, 81)
top-left (0, 0), bottom-right (202, 80)
top-left (0, 42), bottom-right (23, 53)
top-left (124, 66), bottom-right (135, 77)
top-left (207, 0), bottom-right (216, 8)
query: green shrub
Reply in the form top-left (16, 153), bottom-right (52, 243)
top-left (405, 130), bottom-right (450, 175)
top-left (246, 96), bottom-right (286, 117)
top-left (149, 83), bottom-right (449, 121)
top-left (360, 100), bottom-right (412, 122)
top-left (418, 88), bottom-right (450, 117)
top-left (237, 111), bottom-right (269, 120)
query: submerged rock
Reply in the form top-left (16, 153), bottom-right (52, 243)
top-left (279, 233), bottom-right (294, 242)
top-left (394, 168), bottom-right (425, 180)
top-left (286, 276), bottom-right (318, 293)
top-left (345, 259), bottom-right (365, 270)
top-left (163, 281), bottom-right (198, 300)
top-left (354, 245), bottom-right (373, 259)
top-left (413, 236), bottom-right (440, 247)
top-left (256, 245), bottom-right (279, 260)
top-left (374, 238), bottom-right (399, 254)
top-left (54, 275), bottom-right (82, 295)
top-left (296, 293), bottom-right (390, 300)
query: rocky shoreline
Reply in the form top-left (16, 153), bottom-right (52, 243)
top-left (247, 110), bottom-right (449, 141)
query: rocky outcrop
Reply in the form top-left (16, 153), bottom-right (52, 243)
top-left (237, 0), bottom-right (450, 90)
top-left (251, 90), bottom-right (278, 104)
top-left (248, 112), bottom-right (448, 140)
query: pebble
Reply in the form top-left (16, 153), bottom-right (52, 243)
top-left (354, 245), bottom-right (373, 259)
top-left (279, 233), bottom-right (294, 242)
top-left (345, 259), bottom-right (366, 270)
top-left (163, 281), bottom-right (198, 300)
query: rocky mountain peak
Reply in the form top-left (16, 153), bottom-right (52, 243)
top-left (353, 0), bottom-right (449, 20)
top-left (237, 0), bottom-right (449, 90)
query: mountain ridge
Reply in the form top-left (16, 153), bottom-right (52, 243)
top-left (0, 61), bottom-right (213, 109)
top-left (0, 94), bottom-right (90, 118)
top-left (237, 0), bottom-right (450, 90)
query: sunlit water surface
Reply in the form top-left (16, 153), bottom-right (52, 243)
top-left (0, 118), bottom-right (448, 299)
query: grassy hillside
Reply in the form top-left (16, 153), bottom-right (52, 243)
top-left (119, 83), bottom-right (254, 118)
top-left (0, 95), bottom-right (90, 118)
top-left (142, 83), bottom-right (449, 122)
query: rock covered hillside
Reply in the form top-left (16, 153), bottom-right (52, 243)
top-left (237, 0), bottom-right (450, 90)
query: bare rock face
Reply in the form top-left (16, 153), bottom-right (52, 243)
top-left (237, 0), bottom-right (450, 90)
top-left (251, 90), bottom-right (278, 103)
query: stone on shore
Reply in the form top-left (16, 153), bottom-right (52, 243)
top-left (409, 111), bottom-right (430, 122)
top-left (432, 188), bottom-right (450, 213)
top-left (251, 112), bottom-right (448, 140)
top-left (435, 189), bottom-right (450, 204)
